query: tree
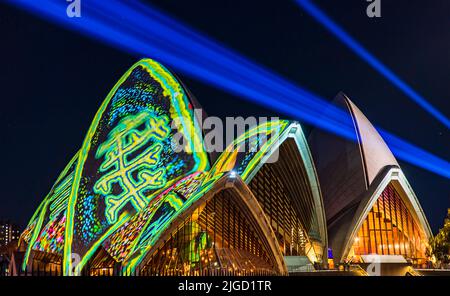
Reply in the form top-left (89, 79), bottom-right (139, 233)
top-left (429, 212), bottom-right (450, 267)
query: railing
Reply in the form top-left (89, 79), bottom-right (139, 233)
top-left (287, 264), bottom-right (315, 273)
top-left (2, 264), bottom-right (284, 276)
top-left (130, 268), bottom-right (282, 276)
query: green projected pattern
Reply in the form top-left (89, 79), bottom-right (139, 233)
top-left (94, 112), bottom-right (170, 224)
top-left (20, 154), bottom-right (79, 270)
top-left (207, 120), bottom-right (290, 182)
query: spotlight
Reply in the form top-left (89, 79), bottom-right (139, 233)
top-left (294, 0), bottom-right (450, 129)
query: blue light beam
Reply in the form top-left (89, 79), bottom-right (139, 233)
top-left (7, 0), bottom-right (450, 179)
top-left (295, 0), bottom-right (450, 129)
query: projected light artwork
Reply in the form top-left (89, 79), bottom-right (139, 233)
top-left (21, 154), bottom-right (79, 271)
top-left (94, 111), bottom-right (170, 224)
top-left (20, 59), bottom-right (210, 275)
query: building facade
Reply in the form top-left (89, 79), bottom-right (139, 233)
top-left (0, 221), bottom-right (20, 248)
top-left (17, 60), bottom-right (432, 276)
top-left (308, 93), bottom-right (432, 268)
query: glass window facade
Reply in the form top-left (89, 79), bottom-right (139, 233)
top-left (349, 184), bottom-right (428, 266)
top-left (139, 189), bottom-right (279, 276)
top-left (248, 138), bottom-right (323, 262)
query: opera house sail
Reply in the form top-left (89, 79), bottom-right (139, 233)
top-left (17, 58), bottom-right (328, 276)
top-left (308, 93), bottom-right (432, 267)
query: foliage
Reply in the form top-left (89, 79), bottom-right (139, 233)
top-left (429, 214), bottom-right (450, 265)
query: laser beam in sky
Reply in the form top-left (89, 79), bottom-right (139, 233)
top-left (7, 0), bottom-right (450, 179)
top-left (294, 0), bottom-right (450, 129)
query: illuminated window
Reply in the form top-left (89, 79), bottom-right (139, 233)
top-left (349, 184), bottom-right (427, 265)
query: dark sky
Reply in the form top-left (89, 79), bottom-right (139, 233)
top-left (0, 0), bottom-right (448, 232)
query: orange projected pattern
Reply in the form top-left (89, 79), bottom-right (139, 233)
top-left (350, 184), bottom-right (427, 265)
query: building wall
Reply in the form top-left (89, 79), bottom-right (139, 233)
top-left (0, 221), bottom-right (20, 248)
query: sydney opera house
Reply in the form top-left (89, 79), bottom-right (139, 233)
top-left (14, 59), bottom-right (431, 276)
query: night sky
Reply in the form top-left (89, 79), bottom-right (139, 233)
top-left (0, 0), bottom-right (448, 232)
